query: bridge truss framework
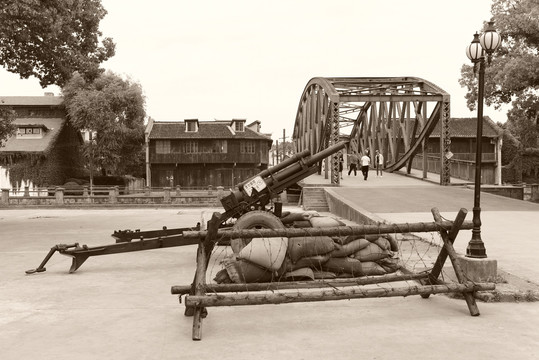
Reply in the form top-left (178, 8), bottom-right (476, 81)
top-left (292, 77), bottom-right (451, 185)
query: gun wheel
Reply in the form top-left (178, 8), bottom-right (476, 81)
top-left (230, 211), bottom-right (285, 254)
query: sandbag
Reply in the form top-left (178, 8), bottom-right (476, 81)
top-left (337, 234), bottom-right (366, 245)
top-left (309, 216), bottom-right (345, 228)
top-left (364, 234), bottom-right (398, 252)
top-left (292, 220), bottom-right (312, 228)
top-left (222, 256), bottom-right (274, 283)
top-left (373, 236), bottom-right (391, 251)
top-left (331, 238), bottom-right (371, 257)
top-left (313, 271), bottom-right (337, 279)
top-left (360, 261), bottom-right (387, 276)
top-left (283, 267), bottom-right (315, 281)
top-left (322, 257), bottom-right (365, 277)
top-left (353, 242), bottom-right (391, 262)
top-left (281, 211), bottom-right (318, 224)
top-left (279, 211), bottom-right (291, 219)
top-left (288, 236), bottom-right (336, 263)
top-left (237, 237), bottom-right (288, 271)
top-left (283, 254), bottom-right (331, 272)
top-left (387, 235), bottom-right (399, 252)
top-left (378, 257), bottom-right (400, 273)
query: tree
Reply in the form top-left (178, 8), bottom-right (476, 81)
top-left (0, 107), bottom-right (16, 147)
top-left (0, 0), bottom-right (115, 87)
top-left (459, 0), bottom-right (539, 148)
top-left (62, 71), bottom-right (146, 177)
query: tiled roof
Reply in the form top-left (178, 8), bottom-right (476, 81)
top-left (149, 121), bottom-right (273, 141)
top-left (430, 116), bottom-right (501, 138)
top-left (0, 96), bottom-right (63, 106)
top-left (0, 118), bottom-right (65, 153)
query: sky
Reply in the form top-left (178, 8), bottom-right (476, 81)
top-left (0, 0), bottom-right (510, 140)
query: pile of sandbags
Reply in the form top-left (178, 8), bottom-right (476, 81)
top-left (214, 212), bottom-right (400, 284)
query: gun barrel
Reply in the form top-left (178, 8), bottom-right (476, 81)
top-left (237, 149), bottom-right (311, 191)
top-left (304, 141), bottom-right (347, 167)
top-left (269, 141), bottom-right (347, 183)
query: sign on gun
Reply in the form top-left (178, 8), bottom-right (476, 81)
top-left (243, 176), bottom-right (266, 196)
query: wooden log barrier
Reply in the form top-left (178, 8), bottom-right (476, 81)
top-left (176, 207), bottom-right (494, 340)
top-left (185, 282), bottom-right (496, 308)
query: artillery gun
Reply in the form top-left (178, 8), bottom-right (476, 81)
top-left (26, 141), bottom-right (347, 274)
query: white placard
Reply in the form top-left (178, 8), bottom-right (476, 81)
top-left (243, 176), bottom-right (266, 196)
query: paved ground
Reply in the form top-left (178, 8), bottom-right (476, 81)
top-left (1, 170), bottom-right (539, 359)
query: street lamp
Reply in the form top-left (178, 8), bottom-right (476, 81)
top-left (465, 21), bottom-right (501, 258)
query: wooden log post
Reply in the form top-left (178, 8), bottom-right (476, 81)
top-left (427, 208), bottom-right (468, 285)
top-left (431, 208), bottom-right (481, 316)
top-left (191, 212), bottom-right (221, 341)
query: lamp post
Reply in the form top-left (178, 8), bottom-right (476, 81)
top-left (465, 21), bottom-right (501, 258)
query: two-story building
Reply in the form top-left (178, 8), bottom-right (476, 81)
top-left (410, 116), bottom-right (503, 184)
top-left (145, 118), bottom-right (273, 188)
top-left (0, 95), bottom-right (83, 192)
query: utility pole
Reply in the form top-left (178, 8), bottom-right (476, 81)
top-left (276, 140), bottom-right (280, 165)
top-left (89, 131), bottom-right (94, 195)
top-left (282, 129), bottom-right (286, 162)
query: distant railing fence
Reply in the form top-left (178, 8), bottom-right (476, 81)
top-left (410, 154), bottom-right (496, 184)
top-left (1, 185), bottom-right (228, 207)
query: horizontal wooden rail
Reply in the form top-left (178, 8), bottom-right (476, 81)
top-left (185, 282), bottom-right (495, 308)
top-left (171, 272), bottom-right (429, 295)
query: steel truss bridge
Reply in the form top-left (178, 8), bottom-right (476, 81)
top-left (292, 77), bottom-right (451, 185)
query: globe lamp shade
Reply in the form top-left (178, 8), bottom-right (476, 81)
top-left (466, 33), bottom-right (483, 61)
top-left (480, 21), bottom-right (501, 52)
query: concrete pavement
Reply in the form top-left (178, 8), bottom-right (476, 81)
top-left (1, 208), bottom-right (539, 359)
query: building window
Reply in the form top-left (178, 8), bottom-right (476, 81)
top-left (182, 140), bottom-right (199, 153)
top-left (234, 121), bottom-right (244, 132)
top-left (156, 140), bottom-right (171, 154)
top-left (16, 127), bottom-right (43, 139)
top-left (186, 120), bottom-right (198, 132)
top-left (240, 140), bottom-right (255, 154)
top-left (214, 139), bottom-right (227, 153)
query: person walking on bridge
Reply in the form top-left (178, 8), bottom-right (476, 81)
top-left (360, 152), bottom-right (371, 180)
top-left (348, 152), bottom-right (358, 176)
top-left (375, 150), bottom-right (384, 177)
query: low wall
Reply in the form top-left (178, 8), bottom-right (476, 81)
top-left (1, 186), bottom-right (225, 207)
top-left (480, 184), bottom-right (539, 202)
top-left (480, 186), bottom-right (524, 200)
top-left (324, 188), bottom-right (386, 225)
